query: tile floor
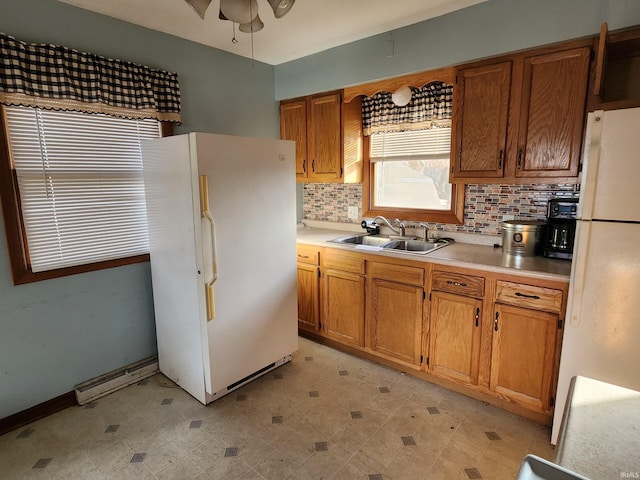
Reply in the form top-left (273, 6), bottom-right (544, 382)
top-left (0, 337), bottom-right (555, 479)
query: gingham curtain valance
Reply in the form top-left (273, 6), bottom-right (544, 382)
top-left (362, 82), bottom-right (453, 136)
top-left (0, 33), bottom-right (181, 122)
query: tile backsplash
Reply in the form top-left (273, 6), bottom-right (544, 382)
top-left (303, 183), bottom-right (580, 236)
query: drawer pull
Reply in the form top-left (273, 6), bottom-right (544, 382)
top-left (475, 307), bottom-right (480, 327)
top-left (447, 280), bottom-right (468, 287)
top-left (494, 311), bottom-right (499, 331)
top-left (515, 292), bottom-right (540, 300)
top-left (298, 255), bottom-right (310, 259)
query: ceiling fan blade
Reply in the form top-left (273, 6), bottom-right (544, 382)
top-left (184, 0), bottom-right (212, 19)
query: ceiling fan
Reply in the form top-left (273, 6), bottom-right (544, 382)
top-left (184, 0), bottom-right (295, 33)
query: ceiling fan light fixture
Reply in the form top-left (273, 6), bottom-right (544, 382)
top-left (185, 0), bottom-right (212, 19)
top-left (239, 14), bottom-right (264, 32)
top-left (268, 0), bottom-right (295, 18)
top-left (220, 0), bottom-right (259, 24)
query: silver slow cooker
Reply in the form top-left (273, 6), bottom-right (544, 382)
top-left (502, 220), bottom-right (546, 257)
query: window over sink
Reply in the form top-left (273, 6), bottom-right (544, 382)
top-left (361, 82), bottom-right (464, 225)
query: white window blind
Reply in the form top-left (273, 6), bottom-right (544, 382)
top-left (4, 106), bottom-right (160, 273)
top-left (369, 128), bottom-right (451, 161)
top-left (369, 127), bottom-right (453, 210)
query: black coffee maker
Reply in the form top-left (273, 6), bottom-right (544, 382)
top-left (543, 198), bottom-right (578, 260)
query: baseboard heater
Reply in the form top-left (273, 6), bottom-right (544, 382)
top-left (74, 356), bottom-right (158, 405)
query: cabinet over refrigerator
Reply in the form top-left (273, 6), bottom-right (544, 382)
top-left (142, 132), bottom-right (298, 404)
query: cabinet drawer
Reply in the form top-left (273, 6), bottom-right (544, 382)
top-left (432, 271), bottom-right (485, 298)
top-left (296, 245), bottom-right (320, 266)
top-left (495, 281), bottom-right (563, 313)
top-left (324, 249), bottom-right (365, 274)
top-left (369, 262), bottom-right (424, 286)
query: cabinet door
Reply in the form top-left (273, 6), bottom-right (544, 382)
top-left (297, 263), bottom-right (319, 331)
top-left (429, 291), bottom-right (482, 385)
top-left (280, 100), bottom-right (308, 179)
top-left (323, 269), bottom-right (365, 347)
top-left (451, 62), bottom-right (511, 179)
top-left (308, 93), bottom-right (342, 181)
top-left (370, 279), bottom-right (424, 366)
top-left (516, 47), bottom-right (590, 178)
top-left (490, 304), bottom-right (558, 412)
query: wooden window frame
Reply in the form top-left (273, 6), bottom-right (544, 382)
top-left (0, 107), bottom-right (173, 285)
top-left (361, 134), bottom-right (465, 225)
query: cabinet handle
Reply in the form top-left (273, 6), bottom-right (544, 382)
top-left (515, 292), bottom-right (540, 300)
top-left (475, 307), bottom-right (480, 327)
top-left (517, 149), bottom-right (523, 169)
top-left (298, 255), bottom-right (310, 259)
top-left (494, 311), bottom-right (499, 331)
top-left (312, 158), bottom-right (315, 173)
top-left (303, 159), bottom-right (307, 173)
top-left (498, 149), bottom-right (503, 170)
top-left (446, 280), bottom-right (467, 287)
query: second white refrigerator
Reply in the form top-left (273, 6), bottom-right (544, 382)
top-left (552, 108), bottom-right (640, 443)
top-left (142, 132), bottom-right (298, 404)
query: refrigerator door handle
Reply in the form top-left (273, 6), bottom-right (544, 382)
top-left (200, 175), bottom-right (218, 321)
top-left (568, 221), bottom-right (590, 327)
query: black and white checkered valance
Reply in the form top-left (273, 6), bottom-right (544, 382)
top-left (362, 82), bottom-right (453, 136)
top-left (0, 33), bottom-right (181, 122)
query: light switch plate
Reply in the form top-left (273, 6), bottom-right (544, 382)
top-left (348, 206), bottom-right (358, 220)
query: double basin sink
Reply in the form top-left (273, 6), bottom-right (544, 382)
top-left (328, 234), bottom-right (453, 255)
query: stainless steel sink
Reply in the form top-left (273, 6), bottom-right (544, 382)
top-left (385, 238), bottom-right (452, 254)
top-left (328, 234), bottom-right (393, 247)
top-left (328, 234), bottom-right (453, 254)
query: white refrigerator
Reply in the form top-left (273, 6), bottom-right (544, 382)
top-left (141, 132), bottom-right (298, 404)
top-left (552, 108), bottom-right (640, 443)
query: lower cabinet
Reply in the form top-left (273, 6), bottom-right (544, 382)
top-left (369, 278), bottom-right (424, 367)
top-left (321, 249), bottom-right (366, 347)
top-left (429, 291), bottom-right (482, 384)
top-left (296, 243), bottom-right (567, 422)
top-left (296, 245), bottom-right (320, 332)
top-left (297, 263), bottom-right (319, 331)
top-left (490, 300), bottom-right (561, 414)
top-left (323, 269), bottom-right (366, 347)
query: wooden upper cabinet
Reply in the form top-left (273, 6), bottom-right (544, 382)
top-left (280, 100), bottom-right (308, 179)
top-left (280, 91), bottom-right (362, 183)
top-left (516, 47), bottom-right (590, 178)
top-left (451, 42), bottom-right (591, 184)
top-left (452, 62), bottom-right (511, 178)
top-left (308, 93), bottom-right (342, 180)
top-left (591, 23), bottom-right (640, 109)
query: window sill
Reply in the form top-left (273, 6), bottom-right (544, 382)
top-left (9, 254), bottom-right (150, 285)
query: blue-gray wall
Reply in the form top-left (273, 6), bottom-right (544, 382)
top-left (275, 0), bottom-right (640, 100)
top-left (0, 0), bottom-right (278, 419)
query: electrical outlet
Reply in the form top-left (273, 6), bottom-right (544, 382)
top-left (503, 215), bottom-right (515, 221)
top-left (348, 206), bottom-right (358, 220)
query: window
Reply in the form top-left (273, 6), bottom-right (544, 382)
top-left (360, 80), bottom-right (464, 225)
top-left (363, 128), bottom-right (464, 224)
top-left (0, 106), bottom-right (163, 284)
top-left (370, 128), bottom-right (452, 210)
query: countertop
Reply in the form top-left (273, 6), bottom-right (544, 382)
top-left (297, 225), bottom-right (572, 282)
top-left (555, 376), bottom-right (640, 479)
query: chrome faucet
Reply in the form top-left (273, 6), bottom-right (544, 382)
top-left (372, 216), bottom-right (401, 235)
top-left (418, 222), bottom-right (429, 241)
top-left (394, 218), bottom-right (406, 237)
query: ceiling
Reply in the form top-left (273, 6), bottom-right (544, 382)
top-left (57, 0), bottom-right (486, 65)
